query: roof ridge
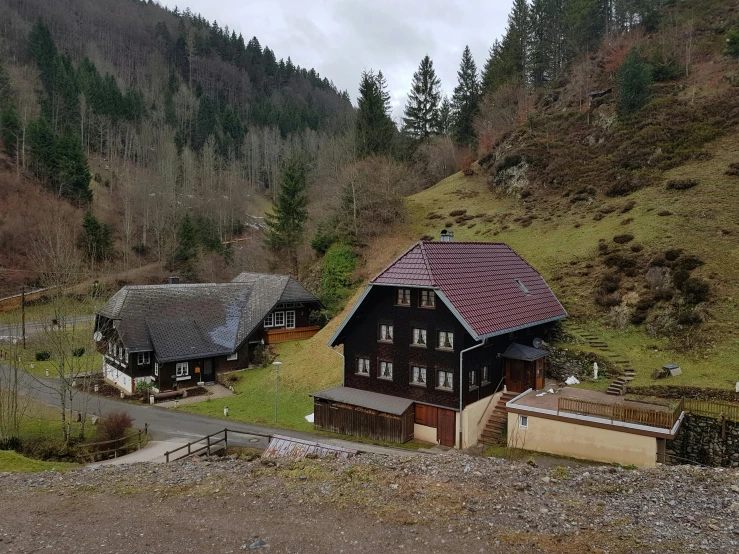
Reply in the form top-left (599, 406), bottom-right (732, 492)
top-left (417, 241), bottom-right (436, 287)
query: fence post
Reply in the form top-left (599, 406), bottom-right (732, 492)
top-left (188, 443), bottom-right (191, 456)
top-left (166, 451), bottom-right (169, 463)
top-left (207, 435), bottom-right (211, 456)
top-left (138, 430), bottom-right (142, 450)
top-left (224, 428), bottom-right (228, 452)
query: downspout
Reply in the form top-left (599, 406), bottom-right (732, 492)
top-left (459, 339), bottom-right (486, 449)
top-left (331, 347), bottom-right (345, 386)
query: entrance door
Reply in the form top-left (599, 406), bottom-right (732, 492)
top-left (505, 359), bottom-right (525, 393)
top-left (202, 359), bottom-right (215, 383)
top-left (535, 358), bottom-right (545, 390)
top-left (437, 408), bottom-right (456, 447)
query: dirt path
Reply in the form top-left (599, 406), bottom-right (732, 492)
top-left (0, 452), bottom-right (737, 553)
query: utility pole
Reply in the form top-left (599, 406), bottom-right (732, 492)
top-left (21, 286), bottom-right (26, 349)
top-left (273, 361), bottom-right (282, 423)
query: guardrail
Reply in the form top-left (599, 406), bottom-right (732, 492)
top-left (164, 428), bottom-right (272, 463)
top-left (684, 399), bottom-right (739, 422)
top-left (80, 429), bottom-right (146, 462)
top-left (558, 397), bottom-right (683, 429)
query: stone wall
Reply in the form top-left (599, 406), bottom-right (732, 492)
top-left (627, 385), bottom-right (739, 403)
top-left (668, 414), bottom-right (739, 467)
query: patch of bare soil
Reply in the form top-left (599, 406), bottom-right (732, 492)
top-left (0, 452), bottom-right (736, 553)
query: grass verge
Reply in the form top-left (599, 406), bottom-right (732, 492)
top-left (0, 450), bottom-right (79, 472)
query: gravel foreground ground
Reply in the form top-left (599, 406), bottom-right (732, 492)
top-left (0, 452), bottom-right (737, 553)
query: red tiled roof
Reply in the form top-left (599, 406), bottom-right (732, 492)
top-left (371, 241), bottom-right (567, 339)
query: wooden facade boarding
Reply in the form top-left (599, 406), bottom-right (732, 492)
top-left (314, 398), bottom-right (415, 444)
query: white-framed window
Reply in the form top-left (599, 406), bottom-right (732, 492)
top-left (118, 346), bottom-right (124, 360)
top-left (356, 357), bottom-right (370, 375)
top-left (378, 360), bottom-right (393, 380)
top-left (283, 302), bottom-right (296, 308)
top-left (264, 312), bottom-right (274, 328)
top-left (273, 311), bottom-right (285, 327)
top-left (410, 365), bottom-right (427, 385)
top-left (396, 288), bottom-right (411, 306)
top-left (286, 310), bottom-right (296, 329)
top-left (107, 342), bottom-right (113, 355)
top-left (436, 370), bottom-right (453, 391)
top-left (227, 353), bottom-right (238, 361)
top-left (154, 362), bottom-right (159, 377)
top-left (420, 290), bottom-right (435, 307)
top-left (379, 324), bottom-right (394, 342)
top-left (519, 415), bottom-right (528, 429)
top-left (469, 369), bottom-right (477, 390)
top-left (437, 330), bottom-right (454, 350)
top-left (411, 328), bottom-right (427, 346)
top-left (176, 362), bottom-right (189, 378)
top-left (137, 352), bottom-right (150, 366)
top-left (481, 366), bottom-right (489, 384)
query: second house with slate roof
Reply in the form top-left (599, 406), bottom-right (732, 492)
top-left (312, 235), bottom-right (567, 448)
top-left (94, 273), bottom-right (321, 394)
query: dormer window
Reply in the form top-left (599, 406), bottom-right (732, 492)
top-left (514, 278), bottom-right (531, 295)
top-left (396, 288), bottom-right (411, 306)
top-left (420, 290), bottom-right (435, 308)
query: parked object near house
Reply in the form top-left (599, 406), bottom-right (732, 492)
top-left (313, 238), bottom-right (568, 448)
top-left (94, 273), bottom-right (321, 394)
top-left (506, 387), bottom-right (684, 467)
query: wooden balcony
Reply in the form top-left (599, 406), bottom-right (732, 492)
top-left (265, 326), bottom-right (321, 344)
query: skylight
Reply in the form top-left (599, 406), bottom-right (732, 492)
top-left (514, 278), bottom-right (531, 296)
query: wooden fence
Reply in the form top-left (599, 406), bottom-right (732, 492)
top-left (558, 397), bottom-right (683, 429)
top-left (684, 399), bottom-right (739, 422)
top-left (79, 429), bottom-right (146, 462)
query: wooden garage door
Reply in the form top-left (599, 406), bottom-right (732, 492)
top-left (437, 408), bottom-right (455, 447)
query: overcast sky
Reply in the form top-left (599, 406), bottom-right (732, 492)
top-left (162, 0), bottom-right (514, 121)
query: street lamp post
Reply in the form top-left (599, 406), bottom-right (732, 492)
top-left (273, 361), bottom-right (283, 423)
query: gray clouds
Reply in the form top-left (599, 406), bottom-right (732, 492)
top-left (163, 0), bottom-right (513, 120)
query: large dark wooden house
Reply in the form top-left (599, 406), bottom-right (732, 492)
top-left (95, 273), bottom-right (321, 394)
top-left (312, 239), bottom-right (567, 448)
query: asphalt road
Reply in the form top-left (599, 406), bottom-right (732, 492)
top-left (0, 315), bottom-right (95, 341)
top-left (8, 366), bottom-right (425, 456)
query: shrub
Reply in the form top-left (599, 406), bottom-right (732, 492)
top-left (494, 154), bottom-right (523, 174)
top-left (620, 201), bottom-right (636, 215)
top-left (99, 411), bottom-right (133, 442)
top-left (654, 288), bottom-right (673, 302)
top-left (35, 351), bottom-right (51, 361)
top-left (672, 268), bottom-right (690, 290)
top-left (630, 310), bottom-right (648, 325)
top-left (449, 209), bottom-right (467, 217)
top-left (310, 228), bottom-right (337, 255)
top-left (677, 254), bottom-right (704, 271)
top-left (630, 244), bottom-right (644, 253)
top-left (596, 292), bottom-right (621, 307)
top-left (605, 178), bottom-right (642, 197)
top-left (72, 347), bottom-right (85, 357)
top-left (320, 244), bottom-right (356, 313)
top-left (664, 249), bottom-right (682, 262)
top-left (725, 162), bottom-right (739, 177)
top-left (599, 272), bottom-right (621, 293)
top-left (657, 210), bottom-right (672, 216)
top-left (613, 233), bottom-right (634, 244)
top-left (683, 278), bottom-right (709, 304)
top-left (604, 254), bottom-right (637, 271)
top-left (667, 178), bottom-right (698, 190)
top-left (677, 309), bottom-right (703, 325)
top-left (726, 27), bottom-right (739, 57)
top-left (635, 297), bottom-right (655, 311)
top-left (135, 380), bottom-right (154, 394)
top-left (461, 154), bottom-right (475, 176)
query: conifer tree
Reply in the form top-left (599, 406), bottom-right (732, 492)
top-left (55, 128), bottom-right (92, 203)
top-left (616, 48), bottom-right (652, 116)
top-left (28, 114), bottom-right (56, 184)
top-left (451, 46), bottom-right (481, 147)
top-left (175, 213), bottom-right (198, 263)
top-left (402, 55), bottom-right (442, 140)
top-left (264, 156), bottom-right (309, 275)
top-left (82, 210), bottom-right (113, 262)
top-left (438, 96), bottom-right (453, 136)
top-left (1, 104), bottom-right (21, 160)
top-left (355, 70), bottom-right (395, 157)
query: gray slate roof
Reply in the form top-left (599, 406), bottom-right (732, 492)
top-left (310, 386), bottom-right (414, 416)
top-left (97, 273), bottom-right (319, 362)
top-left (502, 343), bottom-right (549, 361)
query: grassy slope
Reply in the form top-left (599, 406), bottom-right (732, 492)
top-left (0, 450), bottom-right (78, 472)
top-left (407, 134), bottom-right (739, 389)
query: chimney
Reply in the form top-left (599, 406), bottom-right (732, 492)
top-left (168, 275), bottom-right (180, 284)
top-left (440, 229), bottom-right (454, 242)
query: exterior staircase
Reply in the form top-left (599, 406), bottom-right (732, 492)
top-left (479, 391), bottom-right (517, 446)
top-left (568, 324), bottom-right (637, 396)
